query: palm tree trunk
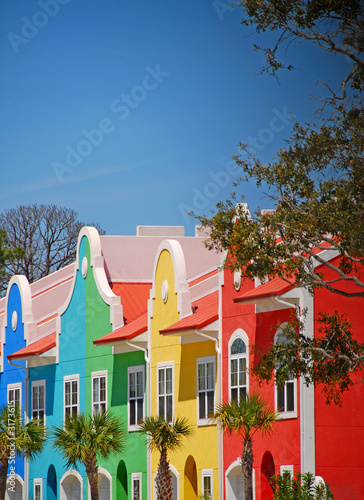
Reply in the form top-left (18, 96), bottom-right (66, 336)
top-left (241, 438), bottom-right (254, 500)
top-left (0, 457), bottom-right (9, 500)
top-left (156, 450), bottom-right (173, 500)
top-left (86, 461), bottom-right (99, 500)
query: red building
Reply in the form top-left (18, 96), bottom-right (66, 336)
top-left (220, 254), bottom-right (364, 499)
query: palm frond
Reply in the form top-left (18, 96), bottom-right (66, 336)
top-left (138, 416), bottom-right (193, 453)
top-left (214, 391), bottom-right (278, 441)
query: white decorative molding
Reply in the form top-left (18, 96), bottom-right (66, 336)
top-left (162, 280), bottom-right (168, 303)
top-left (149, 239), bottom-right (192, 320)
top-left (58, 227), bottom-right (123, 335)
top-left (11, 311), bottom-right (17, 332)
top-left (81, 257), bottom-right (88, 278)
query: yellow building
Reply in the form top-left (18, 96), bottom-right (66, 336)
top-left (148, 237), bottom-right (222, 499)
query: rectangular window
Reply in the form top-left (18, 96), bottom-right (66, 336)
top-left (7, 383), bottom-right (21, 409)
top-left (64, 375), bottom-right (79, 420)
top-left (128, 366), bottom-right (144, 430)
top-left (34, 479), bottom-right (43, 500)
top-left (276, 380), bottom-right (296, 418)
top-left (202, 470), bottom-right (213, 499)
top-left (157, 363), bottom-right (173, 422)
top-left (197, 356), bottom-right (215, 424)
top-left (230, 357), bottom-right (247, 402)
top-left (92, 371), bottom-right (107, 416)
top-left (131, 472), bottom-right (142, 500)
top-left (32, 380), bottom-right (46, 424)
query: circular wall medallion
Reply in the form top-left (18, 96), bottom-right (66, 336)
top-left (234, 269), bottom-right (241, 291)
top-left (161, 280), bottom-right (168, 303)
top-left (81, 257), bottom-right (88, 278)
top-left (11, 311), bottom-right (17, 331)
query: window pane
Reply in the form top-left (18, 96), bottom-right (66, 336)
top-left (207, 363), bottom-right (214, 390)
top-left (130, 373), bottom-right (136, 397)
top-left (33, 387), bottom-right (38, 410)
top-left (277, 386), bottom-right (284, 412)
top-left (239, 387), bottom-right (246, 401)
top-left (137, 398), bottom-right (143, 423)
top-left (72, 381), bottom-right (78, 405)
top-left (199, 393), bottom-right (206, 420)
top-left (239, 358), bottom-right (246, 386)
top-left (14, 389), bottom-right (20, 407)
top-left (39, 386), bottom-right (45, 409)
top-left (130, 400), bottom-right (136, 425)
top-left (286, 381), bottom-right (294, 412)
top-left (231, 338), bottom-right (246, 355)
top-left (93, 378), bottom-right (99, 403)
top-left (166, 395), bottom-right (172, 421)
top-left (198, 363), bottom-right (205, 390)
top-left (158, 370), bottom-right (165, 395)
top-left (231, 359), bottom-right (237, 386)
top-left (166, 368), bottom-right (172, 394)
top-left (231, 388), bottom-right (238, 402)
top-left (159, 396), bottom-right (165, 419)
top-left (133, 478), bottom-right (140, 500)
top-left (137, 372), bottom-right (143, 397)
top-left (207, 390), bottom-right (214, 417)
top-left (65, 382), bottom-right (70, 406)
top-left (203, 475), bottom-right (212, 496)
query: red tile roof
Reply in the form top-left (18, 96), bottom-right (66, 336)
top-left (8, 332), bottom-right (56, 360)
top-left (110, 282), bottom-right (151, 323)
top-left (234, 277), bottom-right (293, 303)
top-left (93, 312), bottom-right (148, 345)
top-left (160, 291), bottom-right (219, 335)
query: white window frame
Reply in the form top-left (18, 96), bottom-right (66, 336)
top-left (91, 370), bottom-right (108, 416)
top-left (274, 325), bottom-right (297, 419)
top-left (128, 365), bottom-right (145, 431)
top-left (157, 362), bottom-right (174, 422)
top-left (32, 380), bottom-right (46, 424)
top-left (64, 374), bottom-right (79, 422)
top-left (228, 330), bottom-right (249, 403)
top-left (34, 478), bottom-right (43, 500)
top-left (131, 472), bottom-right (142, 500)
top-left (7, 382), bottom-right (21, 409)
top-left (280, 465), bottom-right (294, 478)
top-left (197, 355), bottom-right (216, 425)
top-left (202, 469), bottom-right (213, 499)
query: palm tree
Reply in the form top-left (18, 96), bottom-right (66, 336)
top-left (0, 404), bottom-right (45, 500)
top-left (214, 391), bottom-right (278, 500)
top-left (52, 410), bottom-right (126, 500)
top-left (138, 416), bottom-right (193, 500)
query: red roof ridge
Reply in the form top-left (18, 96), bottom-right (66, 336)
top-left (234, 276), bottom-right (293, 303)
top-left (160, 290), bottom-right (218, 335)
top-left (8, 332), bottom-right (56, 361)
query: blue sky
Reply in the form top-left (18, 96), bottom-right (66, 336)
top-left (0, 0), bottom-right (348, 236)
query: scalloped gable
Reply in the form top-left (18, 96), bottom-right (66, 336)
top-left (2, 275), bottom-right (36, 345)
top-left (149, 239), bottom-right (192, 320)
top-left (57, 226), bottom-right (123, 331)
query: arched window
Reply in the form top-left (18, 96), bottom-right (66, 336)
top-left (154, 465), bottom-right (178, 499)
top-left (60, 470), bottom-right (83, 500)
top-left (229, 331), bottom-right (248, 402)
top-left (5, 474), bottom-right (23, 500)
top-left (274, 324), bottom-right (297, 418)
